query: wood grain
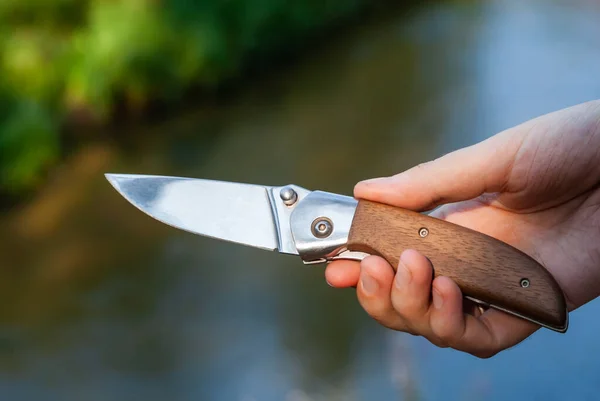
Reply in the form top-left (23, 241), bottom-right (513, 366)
top-left (347, 200), bottom-right (568, 332)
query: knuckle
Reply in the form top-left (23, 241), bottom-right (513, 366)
top-left (388, 321), bottom-right (414, 334)
top-left (359, 296), bottom-right (393, 324)
top-left (431, 321), bottom-right (465, 347)
top-left (472, 349), bottom-right (498, 359)
top-left (436, 329), bottom-right (459, 345)
top-left (428, 337), bottom-right (449, 349)
top-left (366, 310), bottom-right (413, 334)
top-left (362, 301), bottom-right (389, 322)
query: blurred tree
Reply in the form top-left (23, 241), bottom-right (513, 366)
top-left (0, 0), bottom-right (366, 194)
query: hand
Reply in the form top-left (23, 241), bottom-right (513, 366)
top-left (326, 100), bottom-right (600, 358)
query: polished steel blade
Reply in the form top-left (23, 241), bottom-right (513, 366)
top-left (105, 174), bottom-right (284, 252)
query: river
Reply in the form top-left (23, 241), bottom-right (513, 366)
top-left (2, 0), bottom-right (600, 400)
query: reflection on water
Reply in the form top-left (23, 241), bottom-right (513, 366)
top-left (2, 0), bottom-right (600, 400)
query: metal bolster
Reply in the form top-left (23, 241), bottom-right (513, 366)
top-left (289, 190), bottom-right (360, 263)
top-left (267, 185), bottom-right (312, 255)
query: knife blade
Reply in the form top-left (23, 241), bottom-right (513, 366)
top-left (105, 173), bottom-right (568, 333)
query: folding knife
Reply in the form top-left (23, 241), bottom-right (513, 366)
top-left (105, 174), bottom-right (568, 332)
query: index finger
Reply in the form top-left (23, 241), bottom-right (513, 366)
top-left (325, 260), bottom-right (361, 288)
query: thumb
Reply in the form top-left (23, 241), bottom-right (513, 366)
top-left (355, 130), bottom-right (521, 211)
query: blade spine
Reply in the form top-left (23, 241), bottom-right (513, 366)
top-left (106, 173), bottom-right (273, 190)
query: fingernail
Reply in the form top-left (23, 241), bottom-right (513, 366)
top-left (361, 274), bottom-right (379, 295)
top-left (395, 260), bottom-right (411, 288)
top-left (432, 288), bottom-right (444, 309)
top-left (326, 279), bottom-right (333, 287)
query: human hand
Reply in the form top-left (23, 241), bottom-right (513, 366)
top-left (327, 100), bottom-right (600, 358)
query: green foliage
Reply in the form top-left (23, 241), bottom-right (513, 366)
top-left (0, 0), bottom-right (365, 193)
top-left (0, 90), bottom-right (58, 192)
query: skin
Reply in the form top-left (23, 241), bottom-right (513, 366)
top-left (326, 99), bottom-right (600, 358)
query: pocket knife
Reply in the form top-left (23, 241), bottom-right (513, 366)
top-left (105, 174), bottom-right (568, 332)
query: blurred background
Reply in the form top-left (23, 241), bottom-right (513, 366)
top-left (1, 0), bottom-right (600, 399)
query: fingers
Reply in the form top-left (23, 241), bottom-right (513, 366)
top-left (427, 274), bottom-right (539, 358)
top-left (325, 261), bottom-right (360, 288)
top-left (428, 276), bottom-right (469, 347)
top-left (390, 250), bottom-right (434, 334)
top-left (328, 250), bottom-right (540, 359)
top-left (354, 130), bottom-right (521, 211)
top-left (356, 256), bottom-right (408, 330)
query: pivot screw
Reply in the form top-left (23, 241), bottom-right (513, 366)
top-left (312, 218), bottom-right (333, 238)
top-left (280, 186), bottom-right (298, 206)
top-left (419, 227), bottom-right (429, 238)
top-left (520, 278), bottom-right (530, 288)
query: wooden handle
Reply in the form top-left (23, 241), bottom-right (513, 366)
top-left (347, 200), bottom-right (568, 332)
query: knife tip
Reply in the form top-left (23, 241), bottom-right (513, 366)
top-left (104, 173), bottom-right (131, 188)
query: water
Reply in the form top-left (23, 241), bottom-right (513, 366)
top-left (2, 0), bottom-right (600, 400)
